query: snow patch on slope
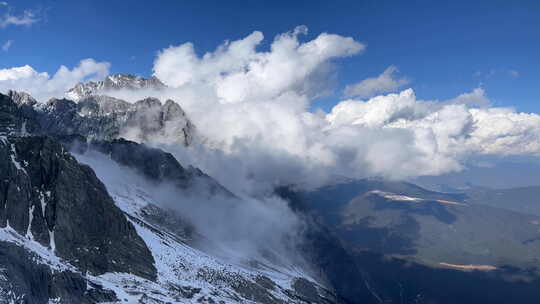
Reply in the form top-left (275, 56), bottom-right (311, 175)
top-left (368, 190), bottom-right (468, 206)
top-left (0, 225), bottom-right (73, 272)
top-left (75, 158), bottom-right (321, 303)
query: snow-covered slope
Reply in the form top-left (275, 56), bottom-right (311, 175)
top-left (0, 135), bottom-right (338, 303)
top-left (92, 175), bottom-right (330, 303)
top-left (73, 149), bottom-right (337, 304)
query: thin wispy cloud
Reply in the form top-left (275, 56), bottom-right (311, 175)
top-left (474, 68), bottom-right (520, 79)
top-left (508, 69), bottom-right (520, 78)
top-left (0, 8), bottom-right (39, 28)
top-left (2, 39), bottom-right (12, 51)
top-left (344, 65), bottom-right (409, 99)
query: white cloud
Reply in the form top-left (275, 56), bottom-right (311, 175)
top-left (0, 2), bottom-right (7, 7)
top-left (125, 28), bottom-right (540, 194)
top-left (1, 39), bottom-right (12, 51)
top-left (4, 27), bottom-right (540, 195)
top-left (154, 25), bottom-right (365, 104)
top-left (0, 9), bottom-right (39, 28)
top-left (0, 58), bottom-right (110, 101)
top-left (327, 89), bottom-right (540, 170)
top-left (89, 27), bottom-right (540, 195)
top-left (445, 87), bottom-right (490, 107)
top-left (344, 65), bottom-right (409, 98)
top-left (0, 65), bottom-right (44, 81)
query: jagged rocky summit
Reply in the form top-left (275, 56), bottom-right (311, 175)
top-left (66, 74), bottom-right (166, 101)
top-left (1, 88), bottom-right (194, 146)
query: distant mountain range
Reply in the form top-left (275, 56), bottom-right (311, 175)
top-left (465, 185), bottom-right (540, 216)
top-left (281, 179), bottom-right (540, 303)
top-left (296, 179), bottom-right (540, 269)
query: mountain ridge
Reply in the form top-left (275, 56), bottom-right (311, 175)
top-left (1, 90), bottom-right (194, 146)
top-left (66, 74), bottom-right (166, 101)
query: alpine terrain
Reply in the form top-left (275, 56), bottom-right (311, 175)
top-left (1, 75), bottom-right (540, 304)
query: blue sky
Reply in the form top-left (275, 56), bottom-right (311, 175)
top-left (1, 0), bottom-right (540, 112)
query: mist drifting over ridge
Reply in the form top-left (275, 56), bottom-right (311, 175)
top-left (72, 148), bottom-right (307, 271)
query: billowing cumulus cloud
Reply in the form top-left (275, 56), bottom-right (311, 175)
top-left (0, 59), bottom-right (110, 101)
top-left (154, 25), bottom-right (365, 104)
top-left (344, 65), bottom-right (409, 99)
top-left (133, 28), bottom-right (540, 194)
top-left (3, 27), bottom-right (540, 195)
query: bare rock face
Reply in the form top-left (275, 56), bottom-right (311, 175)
top-left (0, 92), bottom-right (40, 136)
top-left (0, 91), bottom-right (194, 146)
top-left (63, 74), bottom-right (193, 145)
top-left (0, 243), bottom-right (117, 304)
top-left (60, 135), bottom-right (228, 195)
top-left (42, 95), bottom-right (194, 145)
top-left (7, 91), bottom-right (38, 106)
top-left (0, 136), bottom-right (156, 280)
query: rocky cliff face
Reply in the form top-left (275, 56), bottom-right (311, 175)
top-left (0, 135), bottom-right (156, 303)
top-left (0, 91), bottom-right (194, 146)
top-left (0, 91), bottom-right (40, 136)
top-left (0, 242), bottom-right (119, 304)
top-left (60, 135), bottom-right (229, 196)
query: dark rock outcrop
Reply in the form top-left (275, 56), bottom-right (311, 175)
top-left (0, 242), bottom-right (117, 304)
top-left (58, 135), bottom-right (229, 196)
top-left (0, 136), bottom-right (156, 280)
top-left (0, 92), bottom-right (41, 136)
